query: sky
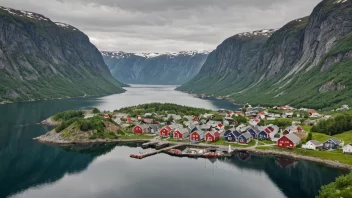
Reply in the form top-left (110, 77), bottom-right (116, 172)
top-left (1, 0), bottom-right (322, 53)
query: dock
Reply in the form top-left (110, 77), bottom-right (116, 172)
top-left (141, 141), bottom-right (158, 149)
top-left (130, 143), bottom-right (233, 159)
top-left (130, 144), bottom-right (182, 159)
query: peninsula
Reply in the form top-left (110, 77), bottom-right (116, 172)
top-left (34, 103), bottom-right (352, 170)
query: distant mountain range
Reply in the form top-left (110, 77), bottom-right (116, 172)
top-left (177, 0), bottom-right (352, 109)
top-left (101, 50), bottom-right (209, 85)
top-left (0, 6), bottom-right (125, 103)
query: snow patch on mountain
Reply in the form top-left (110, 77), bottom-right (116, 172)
top-left (0, 6), bottom-right (48, 21)
top-left (237, 29), bottom-right (276, 38)
top-left (101, 50), bottom-right (210, 59)
top-left (334, 0), bottom-right (347, 4)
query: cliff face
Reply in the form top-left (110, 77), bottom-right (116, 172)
top-left (0, 6), bottom-right (125, 102)
top-left (178, 0), bottom-right (352, 109)
top-left (102, 51), bottom-right (208, 85)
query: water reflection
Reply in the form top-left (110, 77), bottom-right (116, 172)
top-left (0, 85), bottom-right (346, 198)
top-left (219, 153), bottom-right (347, 198)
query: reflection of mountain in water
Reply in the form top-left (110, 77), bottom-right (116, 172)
top-left (60, 142), bottom-right (140, 157)
top-left (220, 152), bottom-right (347, 198)
top-left (0, 125), bottom-right (119, 198)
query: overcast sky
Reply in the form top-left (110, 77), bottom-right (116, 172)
top-left (1, 0), bottom-right (322, 53)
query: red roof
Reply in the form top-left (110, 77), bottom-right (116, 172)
top-left (297, 126), bottom-right (303, 131)
top-left (309, 110), bottom-right (317, 114)
top-left (165, 126), bottom-right (172, 131)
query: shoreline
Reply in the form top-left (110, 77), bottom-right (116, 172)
top-left (33, 137), bottom-right (352, 171)
top-left (0, 90), bottom-right (127, 105)
top-left (175, 89), bottom-right (240, 106)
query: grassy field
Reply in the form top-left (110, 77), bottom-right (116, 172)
top-left (118, 133), bottom-right (154, 139)
top-left (206, 139), bottom-right (256, 148)
top-left (303, 125), bottom-right (352, 144)
top-left (168, 138), bottom-right (187, 143)
top-left (255, 146), bottom-right (352, 166)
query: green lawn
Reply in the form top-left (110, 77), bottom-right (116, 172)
top-left (118, 133), bottom-right (154, 140)
top-left (310, 130), bottom-right (352, 144)
top-left (293, 149), bottom-right (352, 166)
top-left (168, 138), bottom-right (187, 142)
top-left (311, 132), bottom-right (332, 142)
top-left (334, 131), bottom-right (352, 144)
top-left (258, 140), bottom-right (275, 145)
top-left (302, 125), bottom-right (312, 132)
top-left (206, 139), bottom-right (256, 148)
top-left (255, 146), bottom-right (352, 166)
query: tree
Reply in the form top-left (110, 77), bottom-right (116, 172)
top-left (317, 173), bottom-right (352, 198)
top-left (92, 108), bottom-right (100, 114)
top-left (235, 115), bottom-right (247, 125)
top-left (274, 118), bottom-right (292, 128)
top-left (258, 119), bottom-right (265, 126)
top-left (213, 115), bottom-right (223, 122)
top-left (306, 132), bottom-right (312, 142)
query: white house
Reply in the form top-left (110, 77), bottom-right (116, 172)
top-left (302, 140), bottom-right (323, 150)
top-left (343, 144), bottom-right (352, 154)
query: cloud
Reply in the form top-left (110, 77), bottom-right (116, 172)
top-left (1, 0), bottom-right (322, 53)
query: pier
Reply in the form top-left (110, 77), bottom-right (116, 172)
top-left (130, 144), bottom-right (182, 159)
top-left (130, 142), bottom-right (233, 159)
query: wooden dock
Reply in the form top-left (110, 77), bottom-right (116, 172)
top-left (130, 144), bottom-right (182, 159)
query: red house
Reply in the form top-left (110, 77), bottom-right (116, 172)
top-left (190, 131), bottom-right (204, 142)
top-left (103, 114), bottom-right (110, 119)
top-left (309, 110), bottom-right (317, 115)
top-left (126, 117), bottom-right (132, 123)
top-left (205, 131), bottom-right (220, 142)
top-left (193, 116), bottom-right (199, 121)
top-left (159, 127), bottom-right (172, 137)
top-left (277, 134), bottom-right (301, 149)
top-left (173, 129), bottom-right (189, 140)
top-left (133, 125), bottom-right (143, 134)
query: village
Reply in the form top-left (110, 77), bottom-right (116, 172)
top-left (93, 103), bottom-right (352, 157)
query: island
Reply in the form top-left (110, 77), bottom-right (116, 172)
top-left (34, 103), bottom-right (352, 170)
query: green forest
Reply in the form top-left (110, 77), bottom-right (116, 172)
top-left (116, 103), bottom-right (213, 117)
top-left (311, 114), bottom-right (352, 135)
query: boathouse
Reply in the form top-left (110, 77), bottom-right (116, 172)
top-left (277, 133), bottom-right (301, 149)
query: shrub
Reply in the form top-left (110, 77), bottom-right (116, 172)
top-left (92, 108), bottom-right (100, 114)
top-left (317, 173), bottom-right (352, 198)
top-left (52, 110), bottom-right (84, 121)
top-left (306, 132), bottom-right (313, 142)
top-left (55, 117), bottom-right (80, 132)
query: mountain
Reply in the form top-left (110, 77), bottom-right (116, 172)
top-left (0, 6), bottom-right (125, 103)
top-left (101, 50), bottom-right (209, 85)
top-left (177, 0), bottom-right (352, 109)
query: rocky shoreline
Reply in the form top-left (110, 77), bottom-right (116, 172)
top-left (33, 133), bottom-right (352, 171)
top-left (177, 90), bottom-right (239, 106)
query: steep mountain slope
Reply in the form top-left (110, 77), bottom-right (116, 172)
top-left (102, 51), bottom-right (208, 85)
top-left (0, 6), bottom-right (125, 103)
top-left (178, 0), bottom-right (352, 109)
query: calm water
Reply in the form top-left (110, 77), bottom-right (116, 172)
top-left (0, 85), bottom-right (347, 198)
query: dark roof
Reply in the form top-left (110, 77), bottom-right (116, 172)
top-left (329, 137), bottom-right (342, 145)
top-left (240, 132), bottom-right (252, 139)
